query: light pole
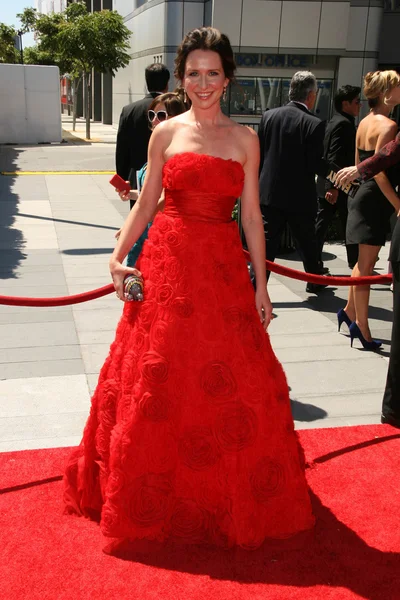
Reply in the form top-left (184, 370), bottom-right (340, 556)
top-left (17, 30), bottom-right (24, 64)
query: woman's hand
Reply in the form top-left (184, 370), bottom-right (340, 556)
top-left (335, 165), bottom-right (360, 187)
top-left (109, 257), bottom-right (141, 302)
top-left (115, 228), bottom-right (122, 240)
top-left (255, 287), bottom-right (273, 331)
top-left (117, 189), bottom-right (138, 202)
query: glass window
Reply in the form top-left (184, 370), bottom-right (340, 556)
top-left (229, 78), bottom-right (257, 116)
top-left (256, 78), bottom-right (282, 112)
top-left (315, 80), bottom-right (332, 121)
top-left (225, 76), bottom-right (333, 121)
top-left (280, 79), bottom-right (292, 107)
top-left (384, 0), bottom-right (400, 10)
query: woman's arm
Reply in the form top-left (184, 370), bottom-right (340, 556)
top-left (240, 128), bottom-right (272, 328)
top-left (109, 124), bottom-right (168, 298)
top-left (373, 122), bottom-right (400, 213)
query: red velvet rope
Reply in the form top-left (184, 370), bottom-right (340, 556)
top-left (242, 250), bottom-right (393, 285)
top-left (0, 284), bottom-right (115, 307)
top-left (0, 252), bottom-right (392, 307)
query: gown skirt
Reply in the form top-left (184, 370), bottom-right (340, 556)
top-left (64, 152), bottom-right (315, 550)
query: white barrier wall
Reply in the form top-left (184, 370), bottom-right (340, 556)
top-left (0, 64), bottom-right (62, 144)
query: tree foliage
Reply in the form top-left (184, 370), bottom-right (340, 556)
top-left (0, 23), bottom-right (19, 64)
top-left (24, 45), bottom-right (58, 67)
top-left (17, 2), bottom-right (132, 138)
top-left (16, 7), bottom-right (38, 33)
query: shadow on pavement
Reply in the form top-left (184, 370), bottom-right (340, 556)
top-left (62, 248), bottom-right (114, 255)
top-left (306, 292), bottom-right (393, 324)
top-left (290, 398), bottom-right (328, 422)
top-left (0, 146), bottom-right (26, 279)
top-left (18, 212), bottom-right (119, 232)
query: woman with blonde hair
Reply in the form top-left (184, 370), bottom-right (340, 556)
top-left (338, 70), bottom-right (400, 350)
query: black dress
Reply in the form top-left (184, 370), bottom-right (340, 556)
top-left (346, 149), bottom-right (398, 247)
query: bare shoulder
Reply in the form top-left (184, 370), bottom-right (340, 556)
top-left (149, 118), bottom-right (182, 151)
top-left (231, 122), bottom-right (258, 149)
top-left (382, 118), bottom-right (398, 133)
top-left (372, 114), bottom-right (397, 131)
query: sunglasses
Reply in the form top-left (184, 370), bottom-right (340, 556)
top-left (148, 110), bottom-right (168, 123)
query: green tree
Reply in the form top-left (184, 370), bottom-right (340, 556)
top-left (16, 7), bottom-right (38, 33)
top-left (24, 45), bottom-right (57, 67)
top-left (19, 2), bottom-right (131, 139)
top-left (0, 23), bottom-right (19, 64)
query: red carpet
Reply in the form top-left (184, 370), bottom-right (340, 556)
top-left (1, 425), bottom-right (400, 600)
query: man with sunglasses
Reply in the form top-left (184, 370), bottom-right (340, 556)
top-left (116, 63), bottom-right (170, 208)
top-left (315, 85), bottom-right (361, 273)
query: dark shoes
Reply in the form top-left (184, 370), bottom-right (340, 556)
top-left (306, 282), bottom-right (328, 294)
top-left (381, 414), bottom-right (400, 429)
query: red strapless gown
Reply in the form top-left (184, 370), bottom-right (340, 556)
top-left (64, 152), bottom-right (314, 549)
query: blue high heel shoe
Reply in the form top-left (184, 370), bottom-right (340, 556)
top-left (337, 308), bottom-right (352, 332)
top-left (349, 322), bottom-right (382, 351)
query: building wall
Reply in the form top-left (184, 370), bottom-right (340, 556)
top-left (112, 0), bottom-right (205, 124)
top-left (0, 65), bottom-right (62, 144)
top-left (379, 3), bottom-right (400, 66)
top-left (35, 0), bottom-right (67, 13)
top-left (113, 0), bottom-right (385, 125)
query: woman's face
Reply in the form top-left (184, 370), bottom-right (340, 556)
top-left (148, 102), bottom-right (167, 129)
top-left (183, 49), bottom-right (229, 110)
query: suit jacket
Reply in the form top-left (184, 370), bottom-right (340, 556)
top-left (258, 102), bottom-right (326, 214)
top-left (358, 131), bottom-right (400, 181)
top-left (116, 92), bottom-right (160, 186)
top-left (316, 111), bottom-right (356, 198)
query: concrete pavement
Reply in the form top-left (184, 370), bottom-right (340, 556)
top-left (0, 133), bottom-right (393, 452)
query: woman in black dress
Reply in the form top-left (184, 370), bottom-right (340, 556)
top-left (340, 70), bottom-right (400, 350)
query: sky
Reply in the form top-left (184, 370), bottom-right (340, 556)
top-left (1, 0), bottom-right (36, 47)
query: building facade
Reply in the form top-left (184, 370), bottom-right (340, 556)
top-left (35, 0), bottom-right (68, 14)
top-left (36, 0), bottom-right (399, 126)
top-left (112, 0), bottom-right (398, 127)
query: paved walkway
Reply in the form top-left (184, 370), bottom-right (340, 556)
top-left (61, 115), bottom-right (117, 146)
top-left (0, 134), bottom-right (393, 452)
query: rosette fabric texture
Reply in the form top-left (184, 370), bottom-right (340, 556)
top-left (64, 152), bottom-right (314, 549)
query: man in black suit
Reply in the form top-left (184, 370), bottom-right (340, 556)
top-left (315, 85), bottom-right (361, 272)
top-left (116, 63), bottom-right (170, 207)
top-left (258, 71), bottom-right (327, 293)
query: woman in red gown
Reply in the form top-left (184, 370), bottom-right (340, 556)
top-left (64, 27), bottom-right (315, 550)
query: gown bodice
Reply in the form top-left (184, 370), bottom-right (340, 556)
top-left (162, 152), bottom-right (245, 223)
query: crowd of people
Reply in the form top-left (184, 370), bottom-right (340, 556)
top-left (62, 27), bottom-right (400, 553)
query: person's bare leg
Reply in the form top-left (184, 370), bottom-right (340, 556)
top-left (344, 263), bottom-right (358, 322)
top-left (353, 244), bottom-right (381, 342)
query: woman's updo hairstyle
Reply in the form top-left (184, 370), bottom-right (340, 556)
top-left (363, 70), bottom-right (400, 108)
top-left (174, 27), bottom-right (236, 82)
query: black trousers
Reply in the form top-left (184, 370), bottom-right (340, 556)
top-left (261, 205), bottom-right (321, 275)
top-left (382, 261), bottom-right (400, 419)
top-left (315, 192), bottom-right (358, 268)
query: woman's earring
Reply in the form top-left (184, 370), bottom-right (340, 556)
top-left (223, 87), bottom-right (227, 102)
top-left (183, 89), bottom-right (188, 104)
